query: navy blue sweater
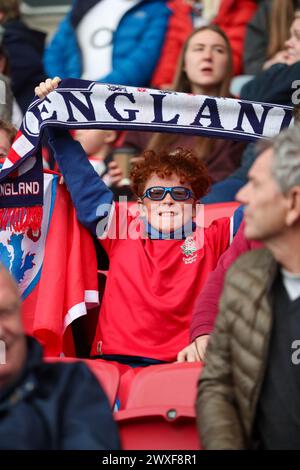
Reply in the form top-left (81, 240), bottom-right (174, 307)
top-left (0, 336), bottom-right (119, 449)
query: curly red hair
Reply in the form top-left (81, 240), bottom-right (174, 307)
top-left (130, 147), bottom-right (211, 200)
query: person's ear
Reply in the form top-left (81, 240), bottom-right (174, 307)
top-left (286, 186), bottom-right (300, 226)
top-left (104, 130), bottom-right (117, 144)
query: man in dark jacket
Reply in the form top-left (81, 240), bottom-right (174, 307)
top-left (0, 263), bottom-right (119, 450)
top-left (0, 0), bottom-right (46, 114)
top-left (197, 125), bottom-right (300, 449)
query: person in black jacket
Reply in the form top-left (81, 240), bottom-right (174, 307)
top-left (242, 10), bottom-right (300, 105)
top-left (0, 0), bottom-right (46, 114)
top-left (244, 0), bottom-right (300, 75)
top-left (0, 263), bottom-right (119, 450)
top-left (203, 10), bottom-right (300, 203)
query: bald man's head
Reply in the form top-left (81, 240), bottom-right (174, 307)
top-left (0, 264), bottom-right (26, 389)
top-left (0, 264), bottom-right (20, 306)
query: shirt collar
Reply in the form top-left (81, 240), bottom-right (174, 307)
top-left (140, 217), bottom-right (196, 240)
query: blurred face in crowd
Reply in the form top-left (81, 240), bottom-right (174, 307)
top-left (141, 173), bottom-right (196, 233)
top-left (285, 17), bottom-right (300, 64)
top-left (0, 129), bottom-right (11, 159)
top-left (74, 129), bottom-right (117, 157)
top-left (237, 149), bottom-right (290, 242)
top-left (183, 29), bottom-right (229, 94)
top-left (0, 267), bottom-right (27, 390)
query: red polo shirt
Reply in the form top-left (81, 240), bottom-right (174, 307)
top-left (91, 204), bottom-right (232, 361)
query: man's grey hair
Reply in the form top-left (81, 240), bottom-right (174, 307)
top-left (256, 125), bottom-right (300, 193)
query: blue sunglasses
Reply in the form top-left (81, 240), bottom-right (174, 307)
top-left (141, 186), bottom-right (195, 201)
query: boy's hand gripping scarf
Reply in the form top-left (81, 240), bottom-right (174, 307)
top-left (0, 78), bottom-right (294, 232)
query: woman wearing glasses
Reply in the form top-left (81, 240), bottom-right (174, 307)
top-left (36, 79), bottom-right (234, 368)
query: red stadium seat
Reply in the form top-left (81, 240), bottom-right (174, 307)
top-left (45, 357), bottom-right (120, 408)
top-left (203, 202), bottom-right (240, 227)
top-left (115, 362), bottom-right (203, 450)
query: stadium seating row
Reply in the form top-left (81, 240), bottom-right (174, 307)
top-left (46, 358), bottom-right (203, 450)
